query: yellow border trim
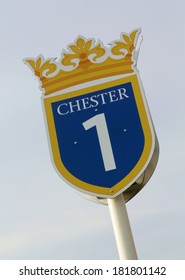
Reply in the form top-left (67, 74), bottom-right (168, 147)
top-left (44, 74), bottom-right (154, 197)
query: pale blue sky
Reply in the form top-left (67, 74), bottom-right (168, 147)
top-left (0, 0), bottom-right (185, 259)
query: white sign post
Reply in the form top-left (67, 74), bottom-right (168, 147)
top-left (108, 194), bottom-right (138, 259)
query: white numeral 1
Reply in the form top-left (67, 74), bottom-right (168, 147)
top-left (83, 113), bottom-right (116, 172)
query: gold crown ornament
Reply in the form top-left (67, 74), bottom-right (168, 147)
top-left (24, 29), bottom-right (141, 96)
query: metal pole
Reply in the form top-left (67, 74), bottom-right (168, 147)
top-left (107, 193), bottom-right (138, 260)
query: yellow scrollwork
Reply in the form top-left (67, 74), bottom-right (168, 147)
top-left (61, 37), bottom-right (107, 70)
top-left (25, 55), bottom-right (58, 78)
top-left (110, 29), bottom-right (140, 58)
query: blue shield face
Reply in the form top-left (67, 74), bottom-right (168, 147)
top-left (44, 75), bottom-right (154, 198)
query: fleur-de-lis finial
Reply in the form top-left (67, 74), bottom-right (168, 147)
top-left (61, 36), bottom-right (107, 70)
top-left (24, 55), bottom-right (58, 78)
top-left (110, 29), bottom-right (140, 59)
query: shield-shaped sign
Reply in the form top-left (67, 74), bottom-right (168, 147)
top-left (25, 30), bottom-right (159, 200)
top-left (44, 74), bottom-right (156, 198)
